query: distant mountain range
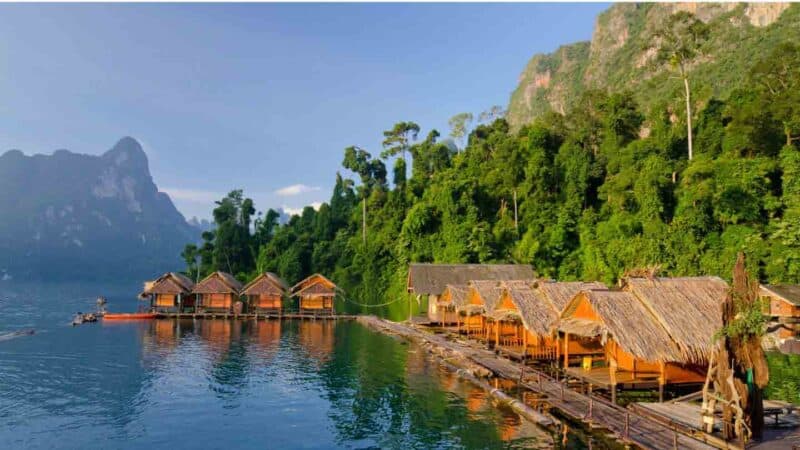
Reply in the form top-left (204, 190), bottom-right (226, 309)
top-left (0, 137), bottom-right (198, 281)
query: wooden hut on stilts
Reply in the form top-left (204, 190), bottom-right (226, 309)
top-left (439, 284), bottom-right (468, 327)
top-left (140, 272), bottom-right (196, 313)
top-left (291, 274), bottom-right (337, 316)
top-left (489, 280), bottom-right (559, 361)
top-left (241, 272), bottom-right (288, 316)
top-left (193, 271), bottom-right (243, 314)
top-left (406, 263), bottom-right (535, 324)
top-left (557, 289), bottom-right (708, 403)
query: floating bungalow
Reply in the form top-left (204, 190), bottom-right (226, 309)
top-left (406, 263), bottom-right (535, 323)
top-left (621, 276), bottom-right (726, 365)
top-left (487, 280), bottom-right (554, 360)
top-left (291, 273), bottom-right (337, 315)
top-left (759, 284), bottom-right (800, 346)
top-left (241, 272), bottom-right (289, 315)
top-left (141, 272), bottom-right (196, 313)
top-left (557, 276), bottom-right (727, 402)
top-left (438, 284), bottom-right (468, 326)
top-left (557, 289), bottom-right (688, 402)
top-left (465, 280), bottom-right (504, 340)
top-left (193, 271), bottom-right (243, 314)
top-left (484, 280), bottom-right (606, 361)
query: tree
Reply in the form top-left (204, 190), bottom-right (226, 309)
top-left (448, 112), bottom-right (473, 150)
top-left (181, 244), bottom-right (200, 282)
top-left (381, 121), bottom-right (420, 162)
top-left (478, 105), bottom-right (506, 124)
top-left (749, 42), bottom-right (800, 146)
top-left (653, 11), bottom-right (709, 160)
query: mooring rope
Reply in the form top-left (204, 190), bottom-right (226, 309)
top-left (338, 295), bottom-right (405, 308)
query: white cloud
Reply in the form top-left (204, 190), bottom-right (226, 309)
top-left (275, 183), bottom-right (321, 197)
top-left (282, 202), bottom-right (323, 217)
top-left (161, 187), bottom-right (223, 204)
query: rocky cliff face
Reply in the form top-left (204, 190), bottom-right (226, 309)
top-left (507, 2), bottom-right (796, 128)
top-left (0, 137), bottom-right (197, 280)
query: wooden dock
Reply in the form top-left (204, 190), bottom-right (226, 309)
top-left (153, 312), bottom-right (357, 320)
top-left (359, 316), bottom-right (720, 450)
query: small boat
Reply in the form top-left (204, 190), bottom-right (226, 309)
top-left (103, 312), bottom-right (157, 320)
top-left (72, 312), bottom-right (98, 326)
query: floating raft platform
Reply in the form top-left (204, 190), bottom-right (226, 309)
top-left (152, 312), bottom-right (358, 320)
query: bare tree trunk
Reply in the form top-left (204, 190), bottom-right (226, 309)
top-left (683, 73), bottom-right (694, 160)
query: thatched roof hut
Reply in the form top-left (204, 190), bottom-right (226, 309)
top-left (468, 280), bottom-right (505, 312)
top-left (536, 280), bottom-right (607, 312)
top-left (407, 263), bottom-right (534, 296)
top-left (440, 284), bottom-right (469, 310)
top-left (760, 284), bottom-right (800, 306)
top-left (192, 271), bottom-right (243, 295)
top-left (241, 272), bottom-right (289, 296)
top-left (291, 274), bottom-right (337, 313)
top-left (143, 272), bottom-right (195, 297)
top-left (499, 280), bottom-right (557, 336)
top-left (559, 290), bottom-right (683, 363)
top-left (622, 276), bottom-right (727, 364)
top-left (291, 274), bottom-right (337, 297)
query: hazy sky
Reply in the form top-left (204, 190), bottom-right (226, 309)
top-left (0, 3), bottom-right (608, 220)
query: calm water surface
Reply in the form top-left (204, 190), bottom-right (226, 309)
top-left (0, 282), bottom-right (552, 449)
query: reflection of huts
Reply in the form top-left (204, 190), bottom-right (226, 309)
top-left (406, 264), bottom-right (534, 323)
top-left (759, 284), bottom-right (800, 345)
top-left (141, 272), bottom-right (196, 313)
top-left (241, 272), bottom-right (288, 315)
top-left (291, 274), bottom-right (337, 315)
top-left (193, 271), bottom-right (243, 313)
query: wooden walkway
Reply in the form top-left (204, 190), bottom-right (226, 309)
top-left (360, 317), bottom-right (717, 450)
top-left (154, 312), bottom-right (357, 320)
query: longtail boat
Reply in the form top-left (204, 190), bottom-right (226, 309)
top-left (103, 312), bottom-right (157, 320)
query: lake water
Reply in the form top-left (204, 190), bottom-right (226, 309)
top-left (0, 282), bottom-right (552, 449)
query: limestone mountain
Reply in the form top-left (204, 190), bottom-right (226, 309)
top-left (0, 137), bottom-right (197, 280)
top-left (507, 2), bottom-right (799, 128)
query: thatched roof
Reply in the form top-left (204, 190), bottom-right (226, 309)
top-left (502, 280), bottom-right (557, 336)
top-left (623, 276), bottom-right (727, 364)
top-left (145, 272), bottom-right (195, 295)
top-left (441, 284), bottom-right (469, 308)
top-left (407, 263), bottom-right (534, 296)
top-left (760, 284), bottom-right (800, 306)
top-left (291, 273), bottom-right (337, 297)
top-left (536, 280), bottom-right (607, 312)
top-left (241, 272), bottom-right (289, 296)
top-left (192, 271), bottom-right (242, 295)
top-left (468, 280), bottom-right (505, 312)
top-left (559, 290), bottom-right (682, 363)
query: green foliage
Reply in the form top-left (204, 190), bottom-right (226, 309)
top-left (715, 298), bottom-right (767, 341)
top-left (183, 39), bottom-right (800, 321)
top-left (766, 353), bottom-right (800, 403)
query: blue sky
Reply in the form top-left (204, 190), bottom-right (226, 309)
top-left (0, 3), bottom-right (608, 220)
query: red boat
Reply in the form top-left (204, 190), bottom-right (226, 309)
top-left (103, 312), bottom-right (157, 320)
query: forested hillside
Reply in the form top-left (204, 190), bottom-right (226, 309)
top-left (181, 11), bottom-right (800, 320)
top-left (507, 2), bottom-right (798, 128)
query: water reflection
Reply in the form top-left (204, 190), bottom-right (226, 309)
top-left (0, 310), bottom-right (551, 449)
